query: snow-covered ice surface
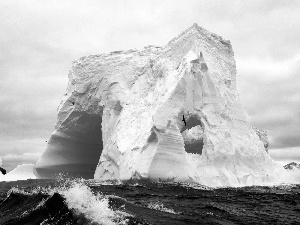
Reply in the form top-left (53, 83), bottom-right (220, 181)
top-left (34, 23), bottom-right (299, 187)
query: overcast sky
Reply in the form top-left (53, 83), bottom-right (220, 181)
top-left (1, 0), bottom-right (300, 171)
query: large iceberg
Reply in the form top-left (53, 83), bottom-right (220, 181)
top-left (35, 24), bottom-right (289, 186)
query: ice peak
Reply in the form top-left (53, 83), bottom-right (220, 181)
top-left (167, 23), bottom-right (231, 48)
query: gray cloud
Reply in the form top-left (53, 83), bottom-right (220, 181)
top-left (269, 147), bottom-right (300, 166)
top-left (1, 153), bottom-right (42, 172)
top-left (237, 55), bottom-right (300, 149)
top-left (0, 0), bottom-right (300, 171)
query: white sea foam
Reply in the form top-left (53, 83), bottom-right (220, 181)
top-left (7, 186), bottom-right (33, 196)
top-left (147, 200), bottom-right (177, 214)
top-left (61, 181), bottom-right (116, 224)
top-left (53, 178), bottom-right (130, 225)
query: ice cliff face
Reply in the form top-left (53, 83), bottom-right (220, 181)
top-left (35, 24), bottom-right (287, 186)
top-left (252, 127), bottom-right (269, 153)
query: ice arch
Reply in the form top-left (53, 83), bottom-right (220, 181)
top-left (35, 111), bottom-right (103, 179)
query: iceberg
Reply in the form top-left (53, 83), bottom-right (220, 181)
top-left (35, 24), bottom-right (292, 186)
top-left (0, 164), bottom-right (36, 182)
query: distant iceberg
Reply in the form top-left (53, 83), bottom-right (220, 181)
top-left (0, 164), bottom-right (36, 182)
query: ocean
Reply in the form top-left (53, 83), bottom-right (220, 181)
top-left (0, 179), bottom-right (299, 225)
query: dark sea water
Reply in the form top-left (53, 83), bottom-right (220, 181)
top-left (0, 179), bottom-right (299, 225)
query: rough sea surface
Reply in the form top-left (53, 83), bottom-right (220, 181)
top-left (0, 179), bottom-right (299, 225)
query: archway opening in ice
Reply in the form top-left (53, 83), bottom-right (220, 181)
top-left (35, 111), bottom-right (104, 179)
top-left (180, 116), bottom-right (204, 155)
top-left (147, 128), bottom-right (158, 143)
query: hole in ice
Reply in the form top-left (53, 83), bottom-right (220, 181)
top-left (35, 111), bottom-right (104, 179)
top-left (181, 116), bottom-right (202, 132)
top-left (147, 128), bottom-right (158, 143)
top-left (184, 137), bottom-right (203, 154)
top-left (200, 63), bottom-right (208, 72)
top-left (113, 100), bottom-right (122, 113)
top-left (199, 52), bottom-right (208, 72)
top-left (181, 116), bottom-right (204, 155)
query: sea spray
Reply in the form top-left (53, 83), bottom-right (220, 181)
top-left (59, 179), bottom-right (116, 225)
top-left (3, 178), bottom-right (130, 225)
top-left (49, 177), bottom-right (132, 224)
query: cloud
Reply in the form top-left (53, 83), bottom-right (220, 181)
top-left (237, 55), bottom-right (300, 81)
top-left (1, 153), bottom-right (42, 172)
top-left (237, 55), bottom-right (300, 149)
top-left (0, 138), bottom-right (46, 171)
top-left (269, 147), bottom-right (300, 165)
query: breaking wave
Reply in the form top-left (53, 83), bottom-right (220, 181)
top-left (0, 179), bottom-right (133, 225)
